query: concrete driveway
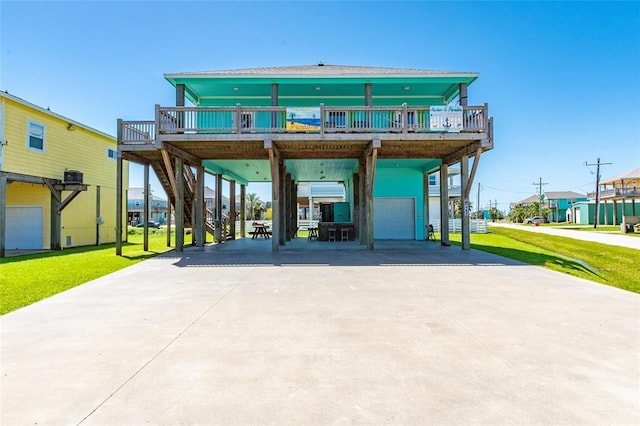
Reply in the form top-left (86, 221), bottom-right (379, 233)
top-left (490, 222), bottom-right (640, 250)
top-left (2, 241), bottom-right (639, 425)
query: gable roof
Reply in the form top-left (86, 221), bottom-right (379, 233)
top-left (601, 166), bottom-right (640, 185)
top-left (0, 91), bottom-right (115, 140)
top-left (543, 191), bottom-right (587, 200)
top-left (514, 194), bottom-right (540, 205)
top-left (166, 64), bottom-right (478, 79)
top-left (128, 187), bottom-right (166, 202)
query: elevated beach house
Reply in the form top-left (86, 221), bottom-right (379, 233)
top-left (116, 64), bottom-right (493, 252)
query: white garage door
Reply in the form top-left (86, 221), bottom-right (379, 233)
top-left (6, 206), bottom-right (44, 249)
top-left (373, 198), bottom-right (415, 240)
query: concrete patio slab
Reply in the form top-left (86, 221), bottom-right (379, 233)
top-left (1, 242), bottom-right (638, 425)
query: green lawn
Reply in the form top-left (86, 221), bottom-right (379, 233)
top-left (449, 227), bottom-right (639, 294)
top-left (0, 229), bottom-right (191, 315)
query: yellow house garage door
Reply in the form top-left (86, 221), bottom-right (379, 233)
top-left (373, 198), bottom-right (415, 240)
top-left (6, 206), bottom-right (44, 249)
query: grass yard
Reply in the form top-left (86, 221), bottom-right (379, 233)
top-left (0, 229), bottom-right (191, 315)
top-left (449, 227), bottom-right (640, 294)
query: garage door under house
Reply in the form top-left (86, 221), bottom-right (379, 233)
top-left (6, 206), bottom-right (43, 249)
top-left (373, 198), bottom-right (415, 240)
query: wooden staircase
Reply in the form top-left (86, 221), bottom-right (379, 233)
top-left (150, 155), bottom-right (216, 238)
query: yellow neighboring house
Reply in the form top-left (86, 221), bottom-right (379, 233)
top-left (0, 91), bottom-right (128, 256)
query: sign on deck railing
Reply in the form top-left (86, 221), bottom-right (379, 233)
top-left (429, 106), bottom-right (463, 132)
top-left (286, 107), bottom-right (321, 131)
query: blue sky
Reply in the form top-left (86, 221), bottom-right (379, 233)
top-left (2, 1), bottom-right (639, 211)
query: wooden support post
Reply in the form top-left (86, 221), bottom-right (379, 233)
top-left (240, 184), bottom-right (246, 238)
top-left (96, 186), bottom-right (101, 246)
top-left (440, 165), bottom-right (450, 246)
top-left (229, 179), bottom-right (236, 240)
top-left (167, 202), bottom-right (172, 247)
top-left (50, 185), bottom-right (61, 251)
top-left (358, 159), bottom-right (366, 245)
top-left (195, 164), bottom-right (205, 248)
top-left (459, 83), bottom-right (468, 106)
top-left (423, 172), bottom-right (430, 240)
top-left (271, 83), bottom-right (278, 130)
top-left (461, 155), bottom-right (470, 250)
top-left (279, 160), bottom-right (286, 246)
top-left (613, 200), bottom-right (618, 226)
top-left (353, 172), bottom-right (360, 240)
top-left (266, 140), bottom-right (280, 252)
top-left (365, 142), bottom-right (379, 250)
top-left (143, 163), bottom-right (149, 251)
top-left (0, 173), bottom-right (7, 257)
top-left (603, 200), bottom-right (608, 226)
top-left (215, 173), bottom-right (223, 243)
top-left (293, 181), bottom-right (298, 238)
top-left (116, 154), bottom-right (123, 255)
top-left (285, 173), bottom-right (291, 241)
top-left (175, 157), bottom-right (184, 252)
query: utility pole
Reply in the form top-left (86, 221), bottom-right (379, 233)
top-left (532, 177), bottom-right (548, 220)
top-left (586, 158), bottom-right (612, 229)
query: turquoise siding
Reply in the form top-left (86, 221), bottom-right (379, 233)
top-left (573, 201), bottom-right (638, 225)
top-left (373, 167), bottom-right (425, 240)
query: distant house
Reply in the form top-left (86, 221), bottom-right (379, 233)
top-left (127, 187), bottom-right (168, 225)
top-left (510, 194), bottom-right (540, 210)
top-left (204, 186), bottom-right (229, 220)
top-left (581, 166), bottom-right (640, 225)
top-left (542, 191), bottom-right (588, 222)
top-left (0, 91), bottom-right (128, 256)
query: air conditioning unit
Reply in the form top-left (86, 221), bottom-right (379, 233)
top-left (64, 170), bottom-right (83, 184)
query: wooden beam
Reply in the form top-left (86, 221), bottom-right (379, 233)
top-left (160, 149), bottom-right (178, 200)
top-left (50, 189), bottom-right (61, 250)
top-left (229, 179), bottom-right (236, 240)
top-left (365, 146), bottom-right (378, 250)
top-left (442, 141), bottom-right (481, 165)
top-left (358, 159), bottom-right (366, 245)
top-left (464, 147), bottom-right (483, 199)
top-left (440, 166), bottom-right (450, 246)
top-left (57, 190), bottom-right (83, 213)
top-left (121, 151), bottom-right (151, 165)
top-left (195, 164), bottom-right (205, 247)
top-left (162, 142), bottom-right (200, 166)
top-left (143, 164), bottom-right (149, 251)
top-left (268, 146), bottom-right (280, 252)
top-left (461, 155), bottom-right (470, 250)
top-left (423, 172), bottom-right (430, 240)
top-left (116, 155), bottom-right (123, 255)
top-left (215, 173), bottom-right (223, 243)
top-left (362, 138), bottom-right (381, 160)
top-left (0, 173), bottom-right (7, 257)
top-left (240, 184), bottom-right (246, 238)
top-left (3, 171), bottom-right (47, 185)
top-left (175, 157), bottom-right (184, 252)
top-left (44, 179), bottom-right (61, 203)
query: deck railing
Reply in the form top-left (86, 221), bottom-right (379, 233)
top-left (119, 120), bottom-right (155, 144)
top-left (119, 103), bottom-right (488, 145)
top-left (588, 188), bottom-right (640, 199)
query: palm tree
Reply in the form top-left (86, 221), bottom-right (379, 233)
top-left (245, 193), bottom-right (263, 220)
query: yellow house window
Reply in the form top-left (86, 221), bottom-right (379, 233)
top-left (28, 121), bottom-right (45, 152)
